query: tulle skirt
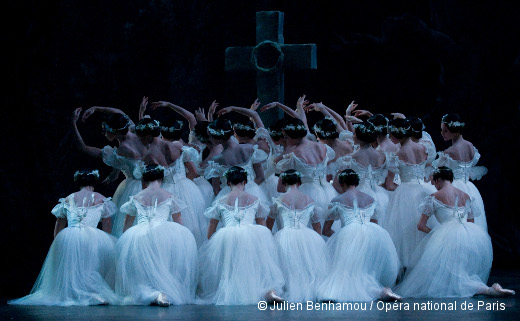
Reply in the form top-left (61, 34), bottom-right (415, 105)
top-left (382, 181), bottom-right (438, 268)
top-left (262, 175), bottom-right (282, 232)
top-left (111, 177), bottom-right (142, 238)
top-left (358, 183), bottom-right (389, 224)
top-left (162, 179), bottom-right (209, 247)
top-left (193, 177), bottom-right (215, 209)
top-left (299, 179), bottom-right (339, 233)
top-left (115, 220), bottom-right (198, 305)
top-left (274, 227), bottom-right (329, 302)
top-left (197, 224), bottom-right (285, 305)
top-left (9, 227), bottom-right (118, 306)
top-left (216, 182), bottom-right (270, 206)
top-left (452, 179), bottom-right (487, 231)
top-left (317, 222), bottom-right (399, 302)
top-left (394, 221), bottom-right (492, 298)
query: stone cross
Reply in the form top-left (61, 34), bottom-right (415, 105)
top-left (225, 11), bottom-right (317, 126)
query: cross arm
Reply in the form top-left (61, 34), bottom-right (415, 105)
top-left (281, 44), bottom-right (317, 70)
top-left (225, 46), bottom-right (255, 72)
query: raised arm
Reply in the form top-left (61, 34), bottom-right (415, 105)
top-left (138, 96), bottom-right (148, 121)
top-left (72, 108), bottom-right (103, 159)
top-left (306, 102), bottom-right (346, 133)
top-left (150, 101), bottom-right (197, 130)
top-left (323, 105), bottom-right (348, 131)
top-left (207, 100), bottom-right (218, 122)
top-left (82, 105), bottom-right (134, 124)
top-left (217, 106), bottom-right (265, 128)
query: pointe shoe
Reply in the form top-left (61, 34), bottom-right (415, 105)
top-left (491, 283), bottom-right (516, 296)
top-left (265, 290), bottom-right (284, 304)
top-left (380, 288), bottom-right (402, 301)
top-left (154, 293), bottom-right (170, 307)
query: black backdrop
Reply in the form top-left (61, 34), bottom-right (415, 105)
top-left (2, 0), bottom-right (519, 299)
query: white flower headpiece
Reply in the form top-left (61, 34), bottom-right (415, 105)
top-left (74, 169), bottom-right (100, 180)
top-left (135, 119), bottom-right (160, 131)
top-left (102, 114), bottom-right (131, 134)
top-left (160, 120), bottom-right (184, 133)
top-left (388, 125), bottom-right (410, 135)
top-left (283, 124), bottom-right (306, 132)
top-left (353, 122), bottom-right (374, 134)
top-left (280, 170), bottom-right (303, 181)
top-left (338, 170), bottom-right (358, 179)
top-left (442, 114), bottom-right (465, 129)
top-left (234, 123), bottom-right (255, 131)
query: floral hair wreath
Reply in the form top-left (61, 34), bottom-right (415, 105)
top-left (338, 170), bottom-right (359, 179)
top-left (268, 128), bottom-right (283, 137)
top-left (234, 122), bottom-right (255, 132)
top-left (135, 119), bottom-right (161, 132)
top-left (432, 166), bottom-right (453, 176)
top-left (223, 166), bottom-right (247, 179)
top-left (74, 169), bottom-right (100, 180)
top-left (282, 123), bottom-right (306, 132)
top-left (102, 114), bottom-right (131, 134)
top-left (388, 124), bottom-right (411, 135)
top-left (313, 117), bottom-right (338, 138)
top-left (160, 120), bottom-right (184, 133)
top-left (353, 122), bottom-right (374, 134)
top-left (441, 114), bottom-right (465, 129)
top-left (280, 170), bottom-right (303, 181)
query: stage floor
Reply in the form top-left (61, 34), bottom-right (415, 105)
top-left (1, 269), bottom-right (518, 321)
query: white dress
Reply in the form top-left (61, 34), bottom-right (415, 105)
top-left (269, 197), bottom-right (329, 302)
top-left (115, 196), bottom-right (198, 305)
top-left (433, 147), bottom-right (488, 231)
top-left (204, 146), bottom-right (270, 206)
top-left (317, 201), bottom-right (399, 302)
top-left (328, 155), bottom-right (390, 223)
top-left (394, 196), bottom-right (492, 298)
top-left (102, 146), bottom-right (142, 238)
top-left (188, 132), bottom-right (215, 208)
top-left (9, 196), bottom-right (118, 306)
top-left (381, 154), bottom-right (438, 268)
top-left (197, 199), bottom-right (285, 305)
top-left (161, 146), bottom-right (209, 246)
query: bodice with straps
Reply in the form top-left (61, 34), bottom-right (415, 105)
top-left (418, 195), bottom-right (477, 224)
top-left (204, 198), bottom-right (269, 228)
top-left (327, 200), bottom-right (378, 227)
top-left (386, 153), bottom-right (432, 184)
top-left (102, 146), bottom-right (142, 180)
top-left (269, 197), bottom-right (320, 229)
top-left (433, 147), bottom-right (487, 183)
top-left (328, 155), bottom-right (388, 190)
top-left (120, 196), bottom-right (187, 225)
top-left (52, 194), bottom-right (116, 228)
top-left (276, 145), bottom-right (335, 184)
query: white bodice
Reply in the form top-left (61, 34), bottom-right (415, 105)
top-left (52, 195), bottom-right (116, 228)
top-left (269, 197), bottom-right (320, 229)
top-left (433, 147), bottom-right (487, 183)
top-left (204, 199), bottom-right (269, 227)
top-left (162, 146), bottom-right (200, 183)
top-left (418, 196), bottom-right (477, 223)
top-left (120, 196), bottom-right (187, 224)
top-left (255, 128), bottom-right (284, 178)
top-left (204, 146), bottom-right (268, 185)
top-left (386, 153), bottom-right (431, 183)
top-left (327, 201), bottom-right (377, 227)
top-left (102, 146), bottom-right (142, 180)
top-left (328, 155), bottom-right (388, 190)
top-left (419, 131), bottom-right (437, 164)
top-left (276, 145), bottom-right (335, 184)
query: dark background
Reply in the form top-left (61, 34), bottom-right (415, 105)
top-left (2, 0), bottom-right (519, 299)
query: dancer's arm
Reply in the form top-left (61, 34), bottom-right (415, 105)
top-left (54, 218), bottom-right (67, 238)
top-left (172, 212), bottom-right (182, 225)
top-left (253, 162), bottom-right (265, 185)
top-left (184, 161), bottom-right (198, 180)
top-left (150, 101), bottom-right (197, 130)
top-left (82, 106), bottom-right (133, 124)
top-left (207, 100), bottom-right (218, 122)
top-left (255, 217), bottom-right (267, 226)
top-left (207, 219), bottom-right (219, 239)
top-left (211, 177), bottom-right (221, 196)
top-left (102, 168), bottom-right (121, 184)
top-left (322, 220), bottom-right (335, 237)
top-left (72, 108), bottom-right (103, 158)
top-left (218, 106), bottom-right (265, 128)
top-left (417, 214), bottom-right (431, 233)
top-left (138, 96), bottom-right (148, 120)
top-left (123, 215), bottom-right (134, 233)
top-left (312, 222), bottom-right (322, 235)
top-left (266, 216), bottom-right (275, 231)
top-left (101, 217), bottom-right (112, 234)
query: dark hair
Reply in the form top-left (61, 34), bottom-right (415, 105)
top-left (142, 164), bottom-right (164, 182)
top-left (135, 118), bottom-right (161, 137)
top-left (268, 119), bottom-right (285, 141)
top-left (224, 166), bottom-right (248, 185)
top-left (368, 114), bottom-right (389, 136)
top-left (314, 118), bottom-right (339, 140)
top-left (207, 118), bottom-right (234, 140)
top-left (193, 121), bottom-right (210, 144)
top-left (160, 119), bottom-right (184, 141)
top-left (408, 117), bottom-right (424, 139)
top-left (74, 169), bottom-right (100, 187)
top-left (432, 166), bottom-right (454, 182)
top-left (338, 169), bottom-right (360, 187)
top-left (354, 122), bottom-right (377, 143)
top-left (282, 118), bottom-right (307, 139)
top-left (441, 113), bottom-right (465, 133)
top-left (280, 169), bottom-right (302, 186)
top-left (103, 114), bottom-right (130, 135)
top-left (233, 119), bottom-right (256, 139)
top-left (388, 118), bottom-right (411, 139)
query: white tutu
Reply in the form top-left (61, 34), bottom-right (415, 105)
top-left (9, 197), bottom-right (118, 306)
top-left (115, 197), bottom-right (198, 305)
top-left (318, 202), bottom-right (399, 302)
top-left (193, 176), bottom-right (214, 209)
top-left (395, 196), bottom-right (492, 298)
top-left (452, 180), bottom-right (487, 231)
top-left (197, 199), bottom-right (284, 305)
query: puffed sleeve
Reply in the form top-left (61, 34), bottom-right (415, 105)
top-left (256, 200), bottom-right (270, 219)
top-left (268, 197), bottom-right (280, 219)
top-left (419, 131), bottom-right (437, 164)
top-left (254, 127), bottom-right (270, 141)
top-left (370, 201), bottom-right (379, 220)
top-left (466, 197), bottom-right (481, 219)
top-left (204, 160), bottom-right (225, 179)
top-left (469, 149), bottom-right (487, 180)
top-left (51, 198), bottom-right (67, 218)
top-left (276, 153), bottom-right (296, 173)
top-left (101, 198), bottom-right (117, 218)
top-left (432, 152), bottom-right (448, 168)
top-left (325, 145), bottom-right (336, 162)
top-left (181, 146), bottom-right (201, 163)
top-left (169, 196), bottom-right (188, 215)
top-left (327, 155), bottom-right (351, 176)
top-left (310, 204), bottom-right (323, 223)
top-left (101, 146), bottom-right (123, 169)
top-left (120, 197), bottom-right (137, 216)
top-left (204, 201), bottom-right (222, 221)
top-left (338, 130), bottom-right (354, 144)
top-left (326, 202), bottom-right (341, 221)
top-left (417, 195), bottom-right (435, 216)
top-left (385, 152), bottom-right (400, 174)
top-left (251, 145), bottom-right (268, 164)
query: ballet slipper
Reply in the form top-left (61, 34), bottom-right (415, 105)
top-left (379, 287), bottom-right (402, 301)
top-left (490, 283), bottom-right (516, 296)
top-left (265, 290), bottom-right (284, 304)
top-left (153, 293), bottom-right (170, 307)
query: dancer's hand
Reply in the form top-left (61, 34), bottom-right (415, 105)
top-left (345, 115), bottom-right (363, 123)
top-left (305, 102), bottom-right (325, 113)
top-left (260, 102), bottom-right (278, 112)
top-left (139, 96), bottom-right (148, 113)
top-left (296, 95), bottom-right (309, 111)
top-left (353, 109), bottom-right (373, 117)
top-left (195, 107), bottom-right (207, 121)
top-left (346, 100), bottom-right (358, 116)
top-left (72, 107), bottom-right (82, 123)
top-left (150, 101), bottom-right (169, 110)
top-left (216, 107), bottom-right (232, 116)
top-left (391, 112), bottom-right (406, 119)
top-left (81, 107), bottom-right (97, 122)
top-left (208, 100), bottom-right (218, 119)
top-left (250, 98), bottom-right (261, 111)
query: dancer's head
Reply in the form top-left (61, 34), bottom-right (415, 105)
top-left (207, 118), bottom-right (234, 143)
top-left (368, 114), bottom-right (389, 137)
top-left (193, 121), bottom-right (210, 144)
top-left (388, 118), bottom-right (411, 143)
top-left (160, 119), bottom-right (184, 141)
top-left (353, 122), bottom-right (377, 145)
top-left (102, 114), bottom-right (131, 141)
top-left (282, 118), bottom-right (307, 141)
top-left (135, 118), bottom-right (161, 145)
top-left (280, 169), bottom-right (302, 187)
top-left (408, 117), bottom-right (424, 140)
top-left (432, 166), bottom-right (454, 190)
top-left (142, 164), bottom-right (165, 188)
top-left (233, 119), bottom-right (256, 142)
top-left (441, 113), bottom-right (465, 141)
top-left (313, 118), bottom-right (339, 142)
top-left (268, 119), bottom-right (285, 146)
top-left (224, 166), bottom-right (248, 188)
top-left (338, 169), bottom-right (360, 189)
top-left (74, 169), bottom-right (100, 188)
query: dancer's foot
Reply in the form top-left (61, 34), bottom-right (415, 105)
top-left (91, 295), bottom-right (109, 305)
top-left (154, 293), bottom-right (170, 307)
top-left (488, 283), bottom-right (515, 297)
top-left (265, 290), bottom-right (284, 304)
top-left (380, 288), bottom-right (402, 301)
